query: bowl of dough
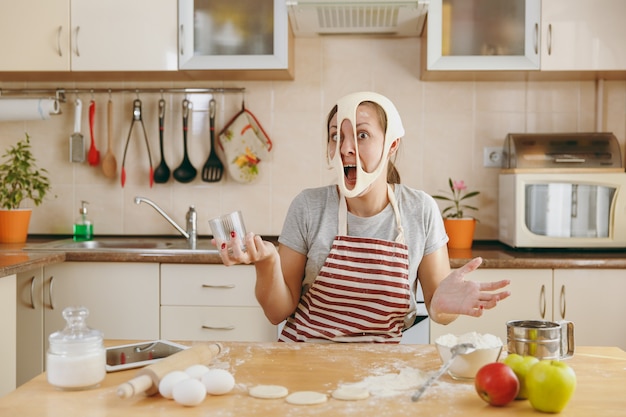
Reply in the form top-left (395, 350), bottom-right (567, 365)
top-left (435, 332), bottom-right (503, 380)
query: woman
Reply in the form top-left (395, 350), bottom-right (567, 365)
top-left (216, 91), bottom-right (510, 343)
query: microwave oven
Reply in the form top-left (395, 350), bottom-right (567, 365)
top-left (499, 172), bottom-right (626, 248)
top-left (498, 132), bottom-right (626, 249)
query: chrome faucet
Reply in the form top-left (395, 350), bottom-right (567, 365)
top-left (134, 196), bottom-right (197, 248)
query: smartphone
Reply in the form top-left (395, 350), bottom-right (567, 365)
top-left (105, 340), bottom-right (188, 372)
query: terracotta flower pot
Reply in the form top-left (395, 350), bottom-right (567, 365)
top-left (443, 218), bottom-right (476, 249)
top-left (0, 209), bottom-right (32, 243)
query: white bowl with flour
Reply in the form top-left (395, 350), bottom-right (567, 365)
top-left (435, 332), bottom-right (503, 380)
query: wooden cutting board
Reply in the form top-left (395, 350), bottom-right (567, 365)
top-left (1, 342), bottom-right (625, 417)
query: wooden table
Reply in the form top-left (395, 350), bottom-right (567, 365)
top-left (1, 343), bottom-right (625, 416)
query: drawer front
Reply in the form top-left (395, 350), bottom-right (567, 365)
top-left (160, 306), bottom-right (277, 342)
top-left (161, 264), bottom-right (257, 306)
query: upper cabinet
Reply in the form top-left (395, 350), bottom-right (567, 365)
top-left (540, 0), bottom-right (626, 71)
top-left (70, 0), bottom-right (178, 71)
top-left (0, 0), bottom-right (70, 71)
top-left (426, 0), bottom-right (540, 71)
top-left (178, 0), bottom-right (290, 71)
top-left (423, 0), bottom-right (626, 78)
top-left (0, 0), bottom-right (292, 80)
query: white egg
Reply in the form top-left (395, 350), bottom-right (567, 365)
top-left (201, 368), bottom-right (235, 395)
top-left (185, 364), bottom-right (211, 380)
top-left (159, 371), bottom-right (190, 399)
top-left (172, 378), bottom-right (207, 407)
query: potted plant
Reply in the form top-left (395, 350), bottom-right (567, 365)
top-left (0, 133), bottom-right (51, 243)
top-left (432, 178), bottom-right (480, 249)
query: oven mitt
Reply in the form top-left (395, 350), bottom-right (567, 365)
top-left (217, 106), bottom-right (272, 183)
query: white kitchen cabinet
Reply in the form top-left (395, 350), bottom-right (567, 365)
top-left (425, 0), bottom-right (626, 74)
top-left (553, 269), bottom-right (626, 350)
top-left (430, 269), bottom-right (553, 344)
top-left (0, 274), bottom-right (16, 397)
top-left (160, 264), bottom-right (277, 342)
top-left (15, 262), bottom-right (159, 387)
top-left (426, 0), bottom-right (541, 71)
top-left (540, 0), bottom-right (626, 71)
top-left (16, 268), bottom-right (45, 387)
top-left (178, 0), bottom-right (290, 70)
top-left (0, 0), bottom-right (177, 72)
top-left (0, 0), bottom-right (70, 71)
top-left (43, 262), bottom-right (160, 340)
top-left (70, 0), bottom-right (177, 71)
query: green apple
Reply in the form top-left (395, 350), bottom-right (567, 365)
top-left (526, 360), bottom-right (577, 413)
top-left (502, 353), bottom-right (539, 400)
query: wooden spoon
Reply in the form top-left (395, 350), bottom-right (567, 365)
top-left (101, 99), bottom-right (117, 179)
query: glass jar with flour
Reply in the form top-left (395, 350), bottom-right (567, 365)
top-left (47, 306), bottom-right (105, 390)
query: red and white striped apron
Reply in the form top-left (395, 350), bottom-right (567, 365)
top-left (279, 185), bottom-right (411, 343)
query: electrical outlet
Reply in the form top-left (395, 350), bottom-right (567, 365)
top-left (483, 147), bottom-right (503, 168)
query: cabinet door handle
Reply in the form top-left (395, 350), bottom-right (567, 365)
top-left (179, 24), bottom-right (184, 56)
top-left (533, 23), bottom-right (539, 55)
top-left (57, 26), bottom-right (63, 57)
top-left (202, 325), bottom-right (235, 331)
top-left (48, 276), bottom-right (55, 310)
top-left (74, 26), bottom-right (81, 57)
top-left (539, 284), bottom-right (546, 319)
top-left (202, 284), bottom-right (236, 289)
top-left (560, 285), bottom-right (566, 319)
top-left (547, 23), bottom-right (552, 56)
top-left (29, 276), bottom-right (36, 309)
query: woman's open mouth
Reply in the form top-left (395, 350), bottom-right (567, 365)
top-left (343, 165), bottom-right (356, 188)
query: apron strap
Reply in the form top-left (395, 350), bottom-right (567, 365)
top-left (338, 185), bottom-right (405, 244)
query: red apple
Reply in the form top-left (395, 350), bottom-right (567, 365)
top-left (474, 362), bottom-right (520, 407)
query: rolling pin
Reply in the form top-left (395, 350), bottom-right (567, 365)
top-left (117, 343), bottom-right (222, 399)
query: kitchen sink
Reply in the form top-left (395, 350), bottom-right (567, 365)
top-left (25, 238), bottom-right (219, 255)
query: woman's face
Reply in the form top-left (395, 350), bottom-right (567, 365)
top-left (328, 102), bottom-right (386, 191)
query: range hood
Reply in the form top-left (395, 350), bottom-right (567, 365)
top-left (286, 1), bottom-right (429, 37)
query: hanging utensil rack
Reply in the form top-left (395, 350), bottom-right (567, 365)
top-left (0, 87), bottom-right (244, 105)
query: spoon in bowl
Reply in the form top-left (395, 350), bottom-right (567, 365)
top-left (411, 342), bottom-right (476, 402)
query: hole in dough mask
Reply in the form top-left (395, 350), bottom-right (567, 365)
top-left (329, 92), bottom-right (405, 198)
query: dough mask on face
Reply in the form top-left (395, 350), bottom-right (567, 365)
top-left (329, 92), bottom-right (405, 198)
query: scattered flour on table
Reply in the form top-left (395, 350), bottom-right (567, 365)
top-left (337, 367), bottom-right (428, 397)
top-left (435, 332), bottom-right (502, 348)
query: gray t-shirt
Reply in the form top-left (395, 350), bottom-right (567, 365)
top-left (278, 184), bottom-right (448, 328)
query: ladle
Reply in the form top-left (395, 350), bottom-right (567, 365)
top-left (411, 343), bottom-right (476, 402)
top-left (153, 99), bottom-right (170, 183)
top-left (101, 99), bottom-right (117, 179)
top-left (173, 99), bottom-right (197, 183)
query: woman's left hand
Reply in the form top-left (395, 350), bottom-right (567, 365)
top-left (212, 232), bottom-right (276, 266)
top-left (431, 257), bottom-right (511, 318)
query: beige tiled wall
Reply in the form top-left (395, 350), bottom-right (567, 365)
top-left (1, 37), bottom-right (625, 240)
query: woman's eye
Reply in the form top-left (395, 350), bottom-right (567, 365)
top-left (330, 132), bottom-right (338, 142)
top-left (357, 131), bottom-right (369, 140)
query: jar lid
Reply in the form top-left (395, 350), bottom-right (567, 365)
top-left (48, 306), bottom-right (103, 353)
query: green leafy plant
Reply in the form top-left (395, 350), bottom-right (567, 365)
top-left (0, 133), bottom-right (51, 210)
top-left (432, 178), bottom-right (480, 219)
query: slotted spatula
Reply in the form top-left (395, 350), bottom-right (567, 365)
top-left (201, 98), bottom-right (223, 182)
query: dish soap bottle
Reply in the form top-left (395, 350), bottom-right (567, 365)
top-left (47, 306), bottom-right (105, 390)
top-left (73, 200), bottom-right (93, 241)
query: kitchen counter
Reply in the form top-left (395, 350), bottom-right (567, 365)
top-left (1, 238), bottom-right (625, 279)
top-left (0, 243), bottom-right (64, 277)
top-left (0, 342), bottom-right (624, 416)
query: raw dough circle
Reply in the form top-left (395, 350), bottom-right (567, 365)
top-left (248, 384), bottom-right (289, 399)
top-left (286, 391), bottom-right (328, 405)
top-left (331, 386), bottom-right (370, 401)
